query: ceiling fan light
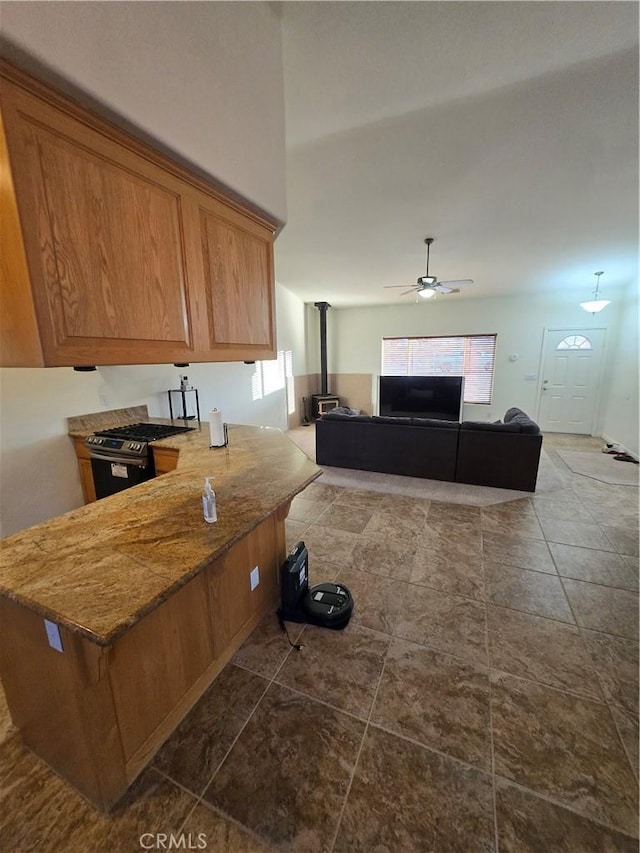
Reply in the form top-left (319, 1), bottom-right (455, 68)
top-left (580, 299), bottom-right (610, 313)
top-left (418, 288), bottom-right (436, 299)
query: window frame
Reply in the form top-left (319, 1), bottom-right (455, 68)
top-left (556, 335), bottom-right (592, 351)
top-left (381, 333), bottom-right (498, 405)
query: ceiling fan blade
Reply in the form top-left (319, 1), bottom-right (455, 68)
top-left (384, 284), bottom-right (414, 288)
top-left (435, 286), bottom-right (461, 295)
top-left (401, 287), bottom-right (419, 296)
top-left (438, 279), bottom-right (474, 288)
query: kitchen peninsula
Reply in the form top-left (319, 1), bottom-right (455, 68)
top-left (0, 417), bottom-right (320, 810)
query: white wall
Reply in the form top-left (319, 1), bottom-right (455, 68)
top-left (1, 1), bottom-right (286, 221)
top-left (275, 282), bottom-right (309, 380)
top-left (0, 368), bottom-right (99, 537)
top-left (600, 279), bottom-right (639, 456)
top-left (0, 284), bottom-right (307, 538)
top-left (326, 287), bottom-right (636, 437)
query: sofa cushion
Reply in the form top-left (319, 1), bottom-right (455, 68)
top-left (410, 417), bottom-right (460, 430)
top-left (503, 407), bottom-right (540, 434)
top-left (315, 409), bottom-right (460, 481)
top-left (370, 415), bottom-right (460, 428)
top-left (372, 415), bottom-right (414, 425)
top-left (325, 406), bottom-right (361, 416)
top-left (504, 407), bottom-right (526, 422)
top-left (321, 412), bottom-right (373, 423)
top-left (461, 420), bottom-right (522, 432)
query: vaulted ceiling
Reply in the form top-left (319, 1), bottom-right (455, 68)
top-left (274, 2), bottom-right (639, 307)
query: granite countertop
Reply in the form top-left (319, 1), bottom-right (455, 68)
top-left (0, 418), bottom-right (321, 646)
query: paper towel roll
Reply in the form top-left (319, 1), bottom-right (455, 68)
top-left (209, 408), bottom-right (226, 447)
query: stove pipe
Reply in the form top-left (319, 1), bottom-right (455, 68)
top-left (314, 301), bottom-right (331, 394)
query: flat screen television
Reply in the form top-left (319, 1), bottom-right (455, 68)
top-left (378, 375), bottom-right (464, 421)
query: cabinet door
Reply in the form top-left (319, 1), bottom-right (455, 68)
top-left (152, 447), bottom-right (179, 475)
top-left (196, 194), bottom-right (276, 359)
top-left (72, 437), bottom-right (97, 504)
top-left (206, 514), bottom-right (279, 657)
top-left (109, 571), bottom-right (215, 762)
top-left (78, 459), bottom-right (97, 505)
top-left (2, 79), bottom-right (204, 366)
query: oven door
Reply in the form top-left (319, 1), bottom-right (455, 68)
top-left (90, 452), bottom-right (153, 500)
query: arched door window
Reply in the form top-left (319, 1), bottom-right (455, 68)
top-left (556, 335), bottom-right (592, 350)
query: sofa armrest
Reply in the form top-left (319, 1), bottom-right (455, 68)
top-left (455, 430), bottom-right (543, 492)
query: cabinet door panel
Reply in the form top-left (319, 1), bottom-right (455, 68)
top-left (35, 127), bottom-right (190, 344)
top-left (109, 572), bottom-right (215, 761)
top-left (72, 437), bottom-right (96, 504)
top-left (78, 458), bottom-right (97, 504)
top-left (206, 515), bottom-right (279, 657)
top-left (152, 447), bottom-right (179, 475)
top-left (199, 206), bottom-right (274, 350)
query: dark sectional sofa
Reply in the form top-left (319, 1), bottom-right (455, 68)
top-left (315, 407), bottom-right (543, 492)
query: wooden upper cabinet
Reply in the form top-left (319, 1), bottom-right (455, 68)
top-left (0, 62), bottom-right (277, 367)
top-left (197, 194), bottom-right (275, 356)
top-left (34, 130), bottom-right (191, 345)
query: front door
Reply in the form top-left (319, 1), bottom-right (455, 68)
top-left (537, 328), bottom-right (606, 434)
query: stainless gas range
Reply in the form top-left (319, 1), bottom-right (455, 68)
top-left (85, 422), bottom-right (195, 499)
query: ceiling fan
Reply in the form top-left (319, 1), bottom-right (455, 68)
top-left (385, 237), bottom-right (474, 299)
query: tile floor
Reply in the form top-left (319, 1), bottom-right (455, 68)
top-left (0, 434), bottom-right (638, 852)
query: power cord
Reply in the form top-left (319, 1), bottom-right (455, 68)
top-left (277, 611), bottom-right (303, 651)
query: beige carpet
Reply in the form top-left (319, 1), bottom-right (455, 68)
top-left (557, 449), bottom-right (639, 486)
top-left (286, 426), bottom-right (566, 506)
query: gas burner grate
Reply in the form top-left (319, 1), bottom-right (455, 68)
top-left (94, 422), bottom-right (195, 442)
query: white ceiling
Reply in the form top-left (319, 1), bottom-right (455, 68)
top-left (274, 2), bottom-right (639, 307)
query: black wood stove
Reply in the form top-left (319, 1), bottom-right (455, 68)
top-left (311, 301), bottom-right (340, 418)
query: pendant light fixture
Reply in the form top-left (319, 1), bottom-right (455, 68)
top-left (580, 271), bottom-right (610, 314)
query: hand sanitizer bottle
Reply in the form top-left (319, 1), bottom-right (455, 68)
top-left (202, 477), bottom-right (217, 523)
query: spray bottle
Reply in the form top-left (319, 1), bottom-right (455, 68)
top-left (202, 477), bottom-right (217, 523)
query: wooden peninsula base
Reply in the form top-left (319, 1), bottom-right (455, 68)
top-left (0, 507), bottom-right (288, 810)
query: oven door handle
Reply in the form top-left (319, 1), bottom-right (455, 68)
top-left (89, 451), bottom-right (148, 468)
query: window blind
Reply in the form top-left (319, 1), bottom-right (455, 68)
top-left (381, 335), bottom-right (497, 404)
